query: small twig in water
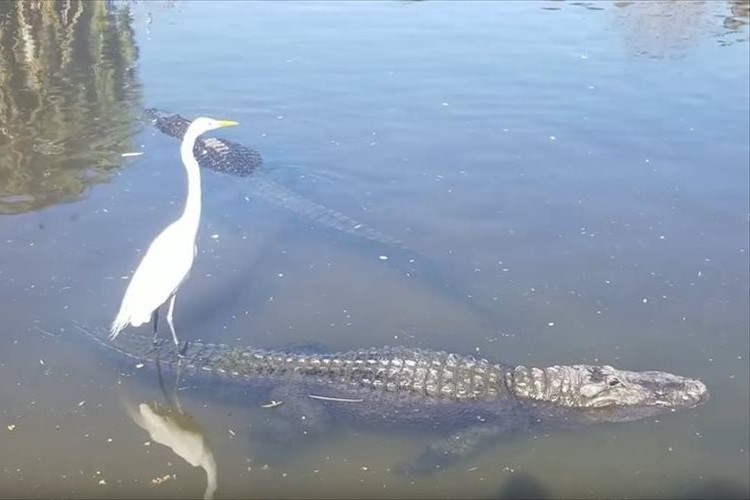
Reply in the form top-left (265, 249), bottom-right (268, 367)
top-left (34, 326), bottom-right (59, 338)
top-left (308, 394), bottom-right (364, 403)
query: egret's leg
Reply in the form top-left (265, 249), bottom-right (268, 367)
top-left (152, 307), bottom-right (160, 344)
top-left (155, 357), bottom-right (171, 405)
top-left (166, 293), bottom-right (180, 350)
top-left (155, 356), bottom-right (183, 414)
top-left (173, 357), bottom-right (184, 414)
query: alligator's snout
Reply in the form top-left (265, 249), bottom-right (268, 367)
top-left (681, 378), bottom-right (709, 407)
top-left (652, 374), bottom-right (709, 409)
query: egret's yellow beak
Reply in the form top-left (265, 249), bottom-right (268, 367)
top-left (216, 120), bottom-right (239, 128)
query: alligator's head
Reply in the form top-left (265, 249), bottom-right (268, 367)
top-left (512, 364), bottom-right (709, 423)
top-left (144, 108), bottom-right (190, 139)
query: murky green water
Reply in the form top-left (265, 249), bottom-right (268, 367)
top-left (1, 1), bottom-right (748, 498)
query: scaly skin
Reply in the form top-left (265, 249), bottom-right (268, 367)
top-left (80, 324), bottom-right (708, 474)
top-left (146, 108), bottom-right (263, 176)
top-left (81, 324), bottom-right (708, 424)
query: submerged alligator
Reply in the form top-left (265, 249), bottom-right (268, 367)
top-left (144, 108), bottom-right (409, 251)
top-left (81, 324), bottom-right (709, 475)
top-left (144, 108), bottom-right (504, 327)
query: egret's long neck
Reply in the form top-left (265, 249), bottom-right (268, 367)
top-left (179, 129), bottom-right (203, 236)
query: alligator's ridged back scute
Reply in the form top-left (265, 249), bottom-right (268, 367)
top-left (203, 345), bottom-right (507, 401)
top-left (84, 326), bottom-right (509, 402)
top-left (193, 137), bottom-right (263, 176)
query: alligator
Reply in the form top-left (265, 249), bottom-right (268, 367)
top-left (144, 108), bottom-right (409, 251)
top-left (143, 108), bottom-right (503, 328)
top-left (79, 324), bottom-right (709, 475)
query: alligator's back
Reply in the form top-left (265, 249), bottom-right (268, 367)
top-left (79, 324), bottom-right (523, 429)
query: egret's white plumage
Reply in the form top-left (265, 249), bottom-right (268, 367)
top-left (110, 117), bottom-right (239, 346)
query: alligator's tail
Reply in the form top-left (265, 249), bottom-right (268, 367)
top-left (75, 322), bottom-right (182, 364)
top-left (247, 177), bottom-right (411, 252)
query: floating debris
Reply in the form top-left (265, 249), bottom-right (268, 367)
top-left (308, 394), bottom-right (364, 403)
top-left (261, 400), bottom-right (283, 409)
top-left (150, 474), bottom-right (174, 486)
top-left (121, 152), bottom-right (144, 158)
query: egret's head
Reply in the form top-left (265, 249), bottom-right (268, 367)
top-left (188, 116), bottom-right (239, 137)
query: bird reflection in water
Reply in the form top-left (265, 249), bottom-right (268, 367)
top-left (123, 360), bottom-right (218, 500)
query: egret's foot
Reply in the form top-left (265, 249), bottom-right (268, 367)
top-left (178, 340), bottom-right (189, 357)
top-left (173, 340), bottom-right (183, 358)
top-left (152, 309), bottom-right (159, 344)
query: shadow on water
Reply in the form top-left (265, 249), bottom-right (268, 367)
top-left (491, 472), bottom-right (750, 500)
top-left (0, 0), bottom-right (142, 215)
top-left (674, 477), bottom-right (750, 499)
top-left (494, 472), bottom-right (551, 499)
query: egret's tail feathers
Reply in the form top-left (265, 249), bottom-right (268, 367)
top-left (110, 307), bottom-right (152, 341)
top-left (109, 315), bottom-right (128, 341)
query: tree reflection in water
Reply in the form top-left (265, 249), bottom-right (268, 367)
top-left (0, 0), bottom-right (142, 214)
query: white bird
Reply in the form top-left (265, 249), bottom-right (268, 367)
top-left (110, 117), bottom-right (239, 349)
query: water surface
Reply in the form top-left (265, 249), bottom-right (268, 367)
top-left (0, 1), bottom-right (748, 498)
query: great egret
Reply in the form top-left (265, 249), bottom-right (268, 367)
top-left (110, 117), bottom-right (239, 349)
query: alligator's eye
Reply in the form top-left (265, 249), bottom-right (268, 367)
top-left (608, 378), bottom-right (621, 387)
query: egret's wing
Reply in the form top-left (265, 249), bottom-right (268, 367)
top-left (111, 224), bottom-right (196, 335)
